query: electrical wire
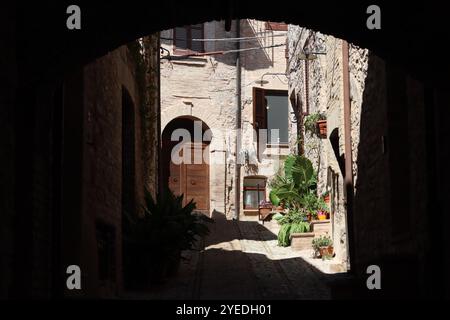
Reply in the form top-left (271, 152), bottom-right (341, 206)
top-left (160, 33), bottom-right (286, 43)
top-left (160, 43), bottom-right (286, 60)
top-left (192, 33), bottom-right (287, 41)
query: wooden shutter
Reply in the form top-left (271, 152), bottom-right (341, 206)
top-left (190, 24), bottom-right (204, 52)
top-left (174, 27), bottom-right (188, 50)
top-left (253, 87), bottom-right (267, 159)
top-left (174, 25), bottom-right (204, 53)
top-left (253, 87), bottom-right (267, 130)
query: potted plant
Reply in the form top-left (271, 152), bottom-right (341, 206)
top-left (259, 199), bottom-right (274, 221)
top-left (304, 112), bottom-right (327, 138)
top-left (276, 209), bottom-right (310, 247)
top-left (317, 210), bottom-right (328, 220)
top-left (124, 188), bottom-right (213, 286)
top-left (312, 235), bottom-right (334, 259)
top-left (322, 190), bottom-right (330, 206)
top-left (317, 117), bottom-right (327, 138)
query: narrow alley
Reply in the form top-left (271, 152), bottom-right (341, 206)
top-left (2, 2), bottom-right (450, 302)
top-left (129, 213), bottom-right (336, 300)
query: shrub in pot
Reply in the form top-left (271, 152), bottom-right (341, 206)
top-left (304, 113), bottom-right (326, 138)
top-left (312, 235), bottom-right (334, 259)
top-left (124, 188), bottom-right (213, 285)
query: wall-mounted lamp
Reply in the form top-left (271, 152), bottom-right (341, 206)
top-left (255, 79), bottom-right (269, 87)
top-left (257, 72), bottom-right (288, 87)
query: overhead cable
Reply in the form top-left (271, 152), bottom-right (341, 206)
top-left (160, 33), bottom-right (287, 43)
top-left (160, 43), bottom-right (285, 60)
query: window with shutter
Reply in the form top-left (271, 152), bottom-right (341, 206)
top-left (253, 87), bottom-right (267, 158)
top-left (253, 88), bottom-right (289, 156)
top-left (173, 24), bottom-right (204, 54)
top-left (253, 87), bottom-right (267, 130)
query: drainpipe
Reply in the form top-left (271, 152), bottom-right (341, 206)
top-left (305, 59), bottom-right (310, 115)
top-left (342, 40), bottom-right (355, 272)
top-left (234, 19), bottom-right (241, 220)
top-left (156, 34), bottom-right (163, 196)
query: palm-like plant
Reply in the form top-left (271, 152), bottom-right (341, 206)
top-left (270, 155), bottom-right (317, 210)
top-left (124, 188), bottom-right (212, 283)
top-left (270, 155), bottom-right (325, 247)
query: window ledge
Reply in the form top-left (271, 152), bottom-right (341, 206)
top-left (266, 143), bottom-right (289, 149)
top-left (171, 59), bottom-right (207, 67)
top-left (243, 209), bottom-right (259, 215)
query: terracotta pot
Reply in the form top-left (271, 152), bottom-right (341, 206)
top-left (319, 245), bottom-right (334, 258)
top-left (317, 120), bottom-right (327, 137)
top-left (324, 194), bottom-right (330, 203)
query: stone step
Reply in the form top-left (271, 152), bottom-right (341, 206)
top-left (310, 219), bottom-right (331, 237)
top-left (290, 232), bottom-right (315, 251)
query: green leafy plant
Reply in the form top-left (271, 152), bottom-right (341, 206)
top-left (277, 209), bottom-right (310, 246)
top-left (269, 155), bottom-right (317, 211)
top-left (124, 188), bottom-right (213, 284)
top-left (272, 212), bottom-right (284, 221)
top-left (277, 224), bottom-right (292, 247)
top-left (290, 221), bottom-right (310, 234)
top-left (269, 190), bottom-right (281, 207)
top-left (312, 235), bottom-right (333, 260)
top-left (304, 113), bottom-right (326, 137)
top-left (300, 192), bottom-right (327, 219)
top-left (312, 235), bottom-right (333, 252)
top-left (278, 209), bottom-right (307, 225)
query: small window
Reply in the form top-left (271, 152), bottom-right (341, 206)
top-left (243, 177), bottom-right (266, 210)
top-left (174, 24), bottom-right (204, 53)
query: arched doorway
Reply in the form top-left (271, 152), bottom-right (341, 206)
top-left (162, 116), bottom-right (211, 215)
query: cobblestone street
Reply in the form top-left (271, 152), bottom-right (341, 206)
top-left (131, 213), bottom-right (344, 300)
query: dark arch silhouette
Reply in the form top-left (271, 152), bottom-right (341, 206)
top-left (4, 1), bottom-right (450, 299)
top-left (14, 2), bottom-right (447, 87)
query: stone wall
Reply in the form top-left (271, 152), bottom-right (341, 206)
top-left (288, 25), bottom-right (432, 294)
top-left (160, 20), bottom-right (290, 218)
top-left (288, 26), bottom-right (350, 267)
top-left (79, 38), bottom-right (159, 297)
top-left (0, 35), bottom-right (159, 298)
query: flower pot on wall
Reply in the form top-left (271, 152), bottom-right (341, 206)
top-left (319, 245), bottom-right (334, 259)
top-left (317, 120), bottom-right (327, 138)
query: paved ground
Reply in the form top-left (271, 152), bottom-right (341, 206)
top-left (127, 213), bottom-right (345, 300)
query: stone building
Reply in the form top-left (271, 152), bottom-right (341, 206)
top-left (288, 26), bottom-right (434, 294)
top-left (160, 20), bottom-right (294, 218)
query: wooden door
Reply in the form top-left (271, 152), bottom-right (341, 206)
top-left (167, 143), bottom-right (209, 214)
